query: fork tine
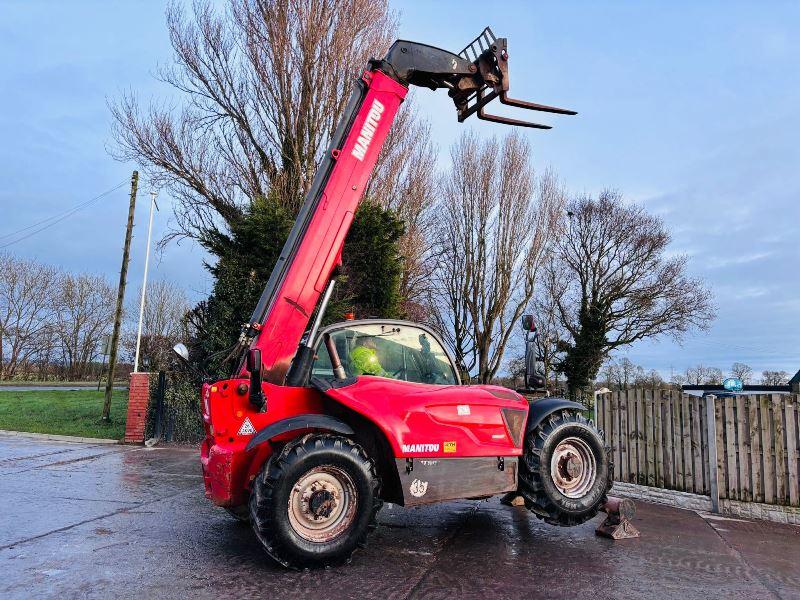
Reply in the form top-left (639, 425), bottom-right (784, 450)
top-left (500, 93), bottom-right (577, 115)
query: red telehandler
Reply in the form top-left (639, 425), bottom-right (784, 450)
top-left (174, 27), bottom-right (611, 569)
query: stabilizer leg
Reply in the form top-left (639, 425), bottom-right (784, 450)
top-left (595, 496), bottom-right (640, 539)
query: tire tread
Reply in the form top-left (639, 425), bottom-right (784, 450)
top-left (518, 410), bottom-right (612, 527)
top-left (248, 433), bottom-right (381, 569)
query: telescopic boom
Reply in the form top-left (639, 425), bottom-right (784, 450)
top-left (238, 27), bottom-right (574, 385)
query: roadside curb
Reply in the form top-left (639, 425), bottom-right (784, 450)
top-left (0, 429), bottom-right (121, 445)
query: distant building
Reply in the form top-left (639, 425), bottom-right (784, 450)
top-left (790, 370), bottom-right (800, 393)
top-left (682, 369), bottom-right (800, 396)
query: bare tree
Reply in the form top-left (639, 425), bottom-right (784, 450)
top-left (761, 370), bottom-right (789, 385)
top-left (124, 280), bottom-right (191, 371)
top-left (601, 357), bottom-right (646, 390)
top-left (430, 131), bottom-right (565, 383)
top-left (505, 354), bottom-right (526, 390)
top-left (531, 287), bottom-right (568, 389)
top-left (685, 364), bottom-right (723, 385)
top-left (730, 362), bottom-right (753, 383)
top-left (670, 372), bottom-right (687, 388)
top-left (634, 367), bottom-right (663, 388)
top-left (685, 365), bottom-right (707, 385)
top-left (52, 273), bottom-right (116, 380)
top-left (0, 254), bottom-right (59, 380)
top-left (111, 0), bottom-right (397, 240)
top-left (705, 367), bottom-right (723, 384)
top-left (364, 100), bottom-right (438, 315)
top-left (544, 191), bottom-right (715, 395)
top-left (600, 361), bottom-right (618, 390)
top-left (618, 358), bottom-right (639, 389)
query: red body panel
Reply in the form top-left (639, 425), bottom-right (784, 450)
top-left (199, 380), bottom-right (324, 506)
top-left (199, 69), bottom-right (528, 510)
top-left (245, 71), bottom-right (408, 384)
top-left (320, 377), bottom-right (527, 457)
top-left (199, 378), bottom-right (529, 507)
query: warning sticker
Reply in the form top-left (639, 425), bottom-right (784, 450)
top-left (238, 417), bottom-right (256, 436)
top-left (443, 441), bottom-right (457, 453)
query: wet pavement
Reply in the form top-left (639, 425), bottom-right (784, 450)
top-left (1, 434), bottom-right (798, 600)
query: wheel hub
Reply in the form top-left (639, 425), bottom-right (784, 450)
top-left (288, 466), bottom-right (357, 542)
top-left (308, 489), bottom-right (335, 519)
top-left (550, 437), bottom-right (597, 499)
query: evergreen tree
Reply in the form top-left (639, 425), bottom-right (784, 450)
top-left (188, 197), bottom-right (405, 376)
top-left (326, 202), bottom-right (405, 324)
top-left (192, 195), bottom-right (293, 376)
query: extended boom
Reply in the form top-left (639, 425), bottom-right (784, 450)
top-left (238, 27), bottom-right (574, 385)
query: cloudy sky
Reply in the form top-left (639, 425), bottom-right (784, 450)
top-left (1, 1), bottom-right (798, 378)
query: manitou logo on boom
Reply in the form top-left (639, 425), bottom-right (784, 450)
top-left (350, 99), bottom-right (385, 161)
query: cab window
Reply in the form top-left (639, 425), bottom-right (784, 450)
top-left (311, 323), bottom-right (457, 385)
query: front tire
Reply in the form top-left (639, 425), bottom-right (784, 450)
top-left (249, 434), bottom-right (381, 569)
top-left (518, 410), bottom-right (611, 526)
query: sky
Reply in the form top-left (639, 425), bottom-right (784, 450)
top-left (0, 1), bottom-right (798, 378)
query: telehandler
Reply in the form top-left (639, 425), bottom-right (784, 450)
top-left (175, 27), bottom-right (611, 568)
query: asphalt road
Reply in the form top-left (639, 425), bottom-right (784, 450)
top-left (1, 434), bottom-right (799, 599)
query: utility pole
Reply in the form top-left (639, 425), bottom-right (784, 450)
top-left (102, 170), bottom-right (138, 422)
top-left (133, 190), bottom-right (157, 373)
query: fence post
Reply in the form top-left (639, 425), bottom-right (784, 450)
top-left (705, 394), bottom-right (720, 513)
top-left (153, 371), bottom-right (166, 439)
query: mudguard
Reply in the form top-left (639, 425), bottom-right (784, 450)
top-left (525, 397), bottom-right (586, 433)
top-left (245, 413), bottom-right (354, 452)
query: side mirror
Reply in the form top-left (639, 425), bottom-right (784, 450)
top-left (521, 315), bottom-right (535, 332)
top-left (246, 348), bottom-right (266, 411)
top-left (170, 342), bottom-right (209, 382)
top-left (172, 343), bottom-right (190, 363)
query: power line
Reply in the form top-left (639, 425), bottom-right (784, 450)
top-left (0, 180), bottom-right (128, 249)
top-left (0, 180), bottom-right (127, 241)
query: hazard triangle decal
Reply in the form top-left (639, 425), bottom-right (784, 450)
top-left (238, 417), bottom-right (256, 436)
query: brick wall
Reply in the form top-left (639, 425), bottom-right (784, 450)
top-left (124, 372), bottom-right (150, 443)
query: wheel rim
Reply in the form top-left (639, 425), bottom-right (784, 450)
top-left (288, 465), bottom-right (358, 543)
top-left (550, 436), bottom-right (597, 499)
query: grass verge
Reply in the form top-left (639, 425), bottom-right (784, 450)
top-left (0, 389), bottom-right (128, 439)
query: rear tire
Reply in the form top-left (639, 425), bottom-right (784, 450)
top-left (249, 433), bottom-right (381, 569)
top-left (225, 505), bottom-right (251, 523)
top-left (518, 410), bottom-right (612, 526)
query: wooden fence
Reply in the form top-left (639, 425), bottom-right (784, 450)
top-left (595, 390), bottom-right (800, 508)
